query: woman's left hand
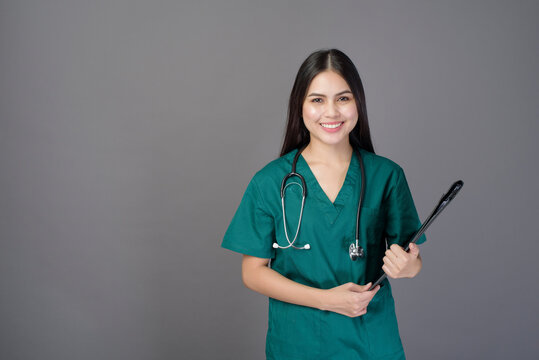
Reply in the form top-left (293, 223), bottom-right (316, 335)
top-left (382, 243), bottom-right (422, 279)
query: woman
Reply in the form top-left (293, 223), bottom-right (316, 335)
top-left (222, 49), bottom-right (425, 359)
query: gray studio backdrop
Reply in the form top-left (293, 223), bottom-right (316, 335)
top-left (1, 0), bottom-right (538, 359)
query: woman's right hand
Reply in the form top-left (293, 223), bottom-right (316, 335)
top-left (321, 282), bottom-right (380, 317)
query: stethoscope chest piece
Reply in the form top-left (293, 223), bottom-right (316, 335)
top-left (349, 243), bottom-right (365, 261)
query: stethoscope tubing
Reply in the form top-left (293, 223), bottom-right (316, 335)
top-left (278, 184), bottom-right (307, 249)
top-left (275, 146), bottom-right (365, 256)
top-left (368, 180), bottom-right (464, 290)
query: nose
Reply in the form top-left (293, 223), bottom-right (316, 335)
top-left (325, 101), bottom-right (339, 118)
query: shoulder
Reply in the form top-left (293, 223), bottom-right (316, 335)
top-left (359, 149), bottom-right (404, 180)
top-left (249, 150), bottom-right (297, 189)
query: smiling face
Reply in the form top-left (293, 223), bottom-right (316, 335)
top-left (302, 70), bottom-right (358, 149)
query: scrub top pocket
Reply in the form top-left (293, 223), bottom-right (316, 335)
top-left (362, 282), bottom-right (405, 359)
top-left (360, 206), bottom-right (385, 245)
top-left (266, 299), bottom-right (321, 359)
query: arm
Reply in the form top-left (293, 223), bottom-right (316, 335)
top-left (242, 255), bottom-right (380, 318)
top-left (382, 167), bottom-right (425, 279)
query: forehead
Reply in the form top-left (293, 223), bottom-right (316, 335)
top-left (307, 70), bottom-right (350, 93)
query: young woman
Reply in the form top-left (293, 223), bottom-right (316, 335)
top-left (222, 49), bottom-right (425, 359)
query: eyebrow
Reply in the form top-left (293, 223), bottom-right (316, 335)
top-left (306, 90), bottom-right (353, 97)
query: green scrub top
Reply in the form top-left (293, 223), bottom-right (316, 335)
top-left (222, 149), bottom-right (425, 360)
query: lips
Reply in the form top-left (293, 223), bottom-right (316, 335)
top-left (319, 122), bottom-right (344, 133)
top-left (320, 122), bottom-right (343, 129)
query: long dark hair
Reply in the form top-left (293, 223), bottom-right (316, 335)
top-left (280, 49), bottom-right (375, 156)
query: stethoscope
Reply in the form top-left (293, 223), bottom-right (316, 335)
top-left (273, 146), bottom-right (366, 261)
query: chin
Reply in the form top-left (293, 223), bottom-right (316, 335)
top-left (313, 135), bottom-right (351, 148)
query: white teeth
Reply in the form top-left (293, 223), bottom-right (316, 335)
top-left (321, 122), bottom-right (343, 129)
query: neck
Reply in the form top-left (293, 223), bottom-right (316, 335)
top-left (303, 140), bottom-right (353, 164)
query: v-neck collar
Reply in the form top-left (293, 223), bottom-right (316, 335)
top-left (295, 150), bottom-right (360, 224)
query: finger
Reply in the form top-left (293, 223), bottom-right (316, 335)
top-left (390, 244), bottom-right (407, 258)
top-left (383, 255), bottom-right (400, 271)
top-left (385, 247), bottom-right (402, 263)
top-left (356, 282), bottom-right (372, 292)
top-left (408, 243), bottom-right (420, 257)
top-left (382, 264), bottom-right (396, 278)
top-left (353, 308), bottom-right (367, 317)
top-left (358, 309), bottom-right (367, 316)
top-left (348, 282), bottom-right (366, 292)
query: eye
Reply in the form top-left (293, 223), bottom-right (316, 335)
top-left (338, 96), bottom-right (351, 102)
top-left (311, 98), bottom-right (323, 103)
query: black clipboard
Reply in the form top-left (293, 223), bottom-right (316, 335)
top-left (368, 180), bottom-right (464, 291)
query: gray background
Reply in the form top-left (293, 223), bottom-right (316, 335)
top-left (1, 0), bottom-right (538, 359)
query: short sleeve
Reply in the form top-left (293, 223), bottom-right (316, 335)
top-left (221, 176), bottom-right (276, 259)
top-left (384, 169), bottom-right (426, 247)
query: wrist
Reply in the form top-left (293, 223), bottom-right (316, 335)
top-left (316, 288), bottom-right (330, 311)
